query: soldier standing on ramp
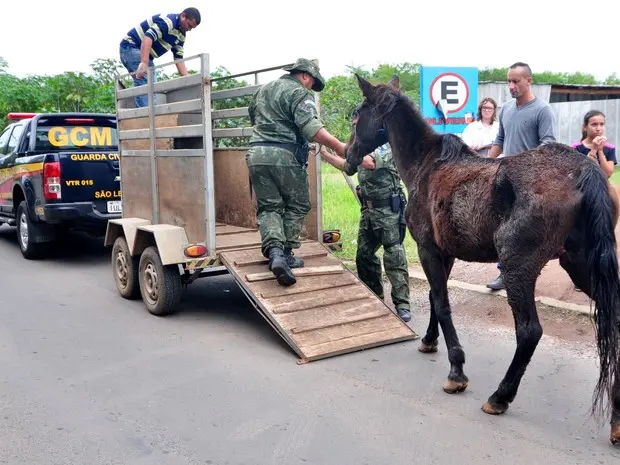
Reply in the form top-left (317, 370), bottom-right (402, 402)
top-left (320, 76), bottom-right (412, 323)
top-left (246, 58), bottom-right (355, 286)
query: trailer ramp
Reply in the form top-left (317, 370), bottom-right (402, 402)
top-left (219, 240), bottom-right (418, 363)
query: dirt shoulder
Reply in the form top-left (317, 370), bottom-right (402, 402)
top-left (404, 278), bottom-right (596, 351)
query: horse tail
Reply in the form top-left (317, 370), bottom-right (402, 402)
top-left (577, 163), bottom-right (620, 418)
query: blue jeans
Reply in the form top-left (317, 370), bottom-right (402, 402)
top-left (119, 42), bottom-right (156, 108)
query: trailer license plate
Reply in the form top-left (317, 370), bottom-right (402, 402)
top-left (107, 201), bottom-right (122, 213)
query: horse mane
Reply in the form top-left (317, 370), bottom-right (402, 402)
top-left (371, 83), bottom-right (415, 120)
top-left (538, 141), bottom-right (582, 157)
top-left (438, 133), bottom-right (479, 162)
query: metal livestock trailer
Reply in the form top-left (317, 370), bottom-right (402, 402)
top-left (105, 53), bottom-right (417, 363)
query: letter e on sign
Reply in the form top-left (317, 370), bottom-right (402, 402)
top-left (430, 72), bottom-right (470, 114)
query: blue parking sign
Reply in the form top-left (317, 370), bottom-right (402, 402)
top-left (420, 67), bottom-right (479, 134)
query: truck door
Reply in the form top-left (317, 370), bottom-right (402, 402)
top-left (0, 123), bottom-right (25, 213)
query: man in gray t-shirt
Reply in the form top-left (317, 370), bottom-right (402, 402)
top-left (491, 97), bottom-right (556, 157)
top-left (486, 62), bottom-right (557, 289)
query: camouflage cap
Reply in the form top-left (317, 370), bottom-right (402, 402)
top-left (283, 58), bottom-right (325, 92)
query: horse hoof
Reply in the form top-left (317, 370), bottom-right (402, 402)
top-left (443, 379), bottom-right (468, 394)
top-left (481, 400), bottom-right (509, 415)
top-left (418, 340), bottom-right (438, 353)
top-left (611, 424), bottom-right (620, 445)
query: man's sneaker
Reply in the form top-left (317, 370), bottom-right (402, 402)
top-left (284, 248), bottom-right (304, 268)
top-left (396, 307), bottom-right (411, 323)
top-left (486, 273), bottom-right (505, 290)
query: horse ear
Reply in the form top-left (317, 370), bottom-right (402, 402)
top-left (355, 73), bottom-right (375, 99)
top-left (389, 74), bottom-right (400, 91)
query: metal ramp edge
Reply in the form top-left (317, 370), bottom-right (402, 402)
top-left (218, 240), bottom-right (418, 363)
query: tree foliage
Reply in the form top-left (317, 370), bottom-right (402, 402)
top-left (1, 55), bottom-right (619, 139)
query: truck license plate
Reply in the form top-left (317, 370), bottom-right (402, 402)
top-left (107, 201), bottom-right (122, 213)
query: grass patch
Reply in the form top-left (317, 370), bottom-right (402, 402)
top-left (609, 166), bottom-right (620, 185)
top-left (320, 162), bottom-right (419, 266)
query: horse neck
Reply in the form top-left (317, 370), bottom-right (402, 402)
top-left (384, 101), bottom-right (440, 188)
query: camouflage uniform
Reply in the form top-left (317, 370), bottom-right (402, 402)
top-left (246, 58), bottom-right (326, 286)
top-left (356, 142), bottom-right (411, 322)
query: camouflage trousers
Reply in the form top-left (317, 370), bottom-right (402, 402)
top-left (355, 207), bottom-right (410, 310)
top-left (247, 153), bottom-right (311, 258)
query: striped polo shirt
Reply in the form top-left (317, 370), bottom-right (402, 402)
top-left (122, 13), bottom-right (185, 60)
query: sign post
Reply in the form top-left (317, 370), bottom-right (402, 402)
top-left (420, 66), bottom-right (479, 135)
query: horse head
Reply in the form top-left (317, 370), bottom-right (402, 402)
top-left (344, 74), bottom-right (402, 173)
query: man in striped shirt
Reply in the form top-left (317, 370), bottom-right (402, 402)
top-left (120, 8), bottom-right (201, 107)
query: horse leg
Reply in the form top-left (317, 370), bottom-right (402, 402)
top-left (418, 290), bottom-right (439, 353)
top-left (418, 246), bottom-right (467, 393)
top-left (482, 264), bottom-right (543, 414)
top-left (419, 255), bottom-right (455, 354)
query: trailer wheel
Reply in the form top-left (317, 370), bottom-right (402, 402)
top-left (138, 245), bottom-right (181, 316)
top-left (112, 236), bottom-right (140, 299)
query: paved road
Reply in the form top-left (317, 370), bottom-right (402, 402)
top-left (0, 225), bottom-right (619, 465)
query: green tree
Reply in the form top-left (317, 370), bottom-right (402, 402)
top-left (2, 54), bottom-right (620, 138)
top-left (209, 66), bottom-right (253, 148)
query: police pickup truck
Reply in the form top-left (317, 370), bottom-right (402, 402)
top-left (0, 112), bottom-right (121, 259)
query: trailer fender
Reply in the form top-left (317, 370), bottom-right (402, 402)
top-left (133, 224), bottom-right (189, 266)
top-left (104, 217), bottom-right (152, 248)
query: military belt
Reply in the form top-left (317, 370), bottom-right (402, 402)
top-left (250, 140), bottom-right (309, 167)
top-left (250, 141), bottom-right (298, 154)
top-left (362, 198), bottom-right (391, 209)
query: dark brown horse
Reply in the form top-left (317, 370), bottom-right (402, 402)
top-left (344, 74), bottom-right (620, 445)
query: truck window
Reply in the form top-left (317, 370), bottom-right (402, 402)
top-left (6, 124), bottom-right (24, 155)
top-left (0, 126), bottom-right (12, 155)
top-left (35, 123), bottom-right (118, 152)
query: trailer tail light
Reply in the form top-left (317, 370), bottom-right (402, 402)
top-left (43, 161), bottom-right (62, 200)
top-left (184, 243), bottom-right (207, 258)
top-left (323, 230), bottom-right (341, 243)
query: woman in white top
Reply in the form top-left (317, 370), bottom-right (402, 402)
top-left (461, 97), bottom-right (499, 157)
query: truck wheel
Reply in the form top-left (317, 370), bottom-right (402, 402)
top-left (112, 236), bottom-right (140, 299)
top-left (16, 201), bottom-right (45, 259)
top-left (138, 245), bottom-right (181, 316)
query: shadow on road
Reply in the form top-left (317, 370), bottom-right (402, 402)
top-left (0, 224), bottom-right (109, 265)
top-left (169, 273), bottom-right (296, 358)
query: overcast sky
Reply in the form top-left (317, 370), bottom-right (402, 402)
top-left (3, 0), bottom-right (616, 84)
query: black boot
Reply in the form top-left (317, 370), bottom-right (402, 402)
top-left (486, 273), bottom-right (505, 290)
top-left (396, 307), bottom-right (411, 323)
top-left (268, 247), bottom-right (296, 286)
top-left (284, 248), bottom-right (304, 268)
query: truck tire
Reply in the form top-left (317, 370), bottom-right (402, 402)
top-left (138, 245), bottom-right (182, 316)
top-left (112, 236), bottom-right (140, 299)
top-left (16, 201), bottom-right (46, 260)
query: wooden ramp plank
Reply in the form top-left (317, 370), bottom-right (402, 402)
top-left (245, 265), bottom-right (344, 282)
top-left (218, 241), bottom-right (418, 363)
top-left (230, 241), bottom-right (328, 267)
top-left (269, 285), bottom-right (373, 314)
